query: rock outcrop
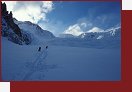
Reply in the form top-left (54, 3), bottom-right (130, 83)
top-left (1, 2), bottom-right (31, 45)
top-left (2, 2), bottom-right (22, 37)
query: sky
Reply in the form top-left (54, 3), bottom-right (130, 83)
top-left (3, 1), bottom-right (121, 36)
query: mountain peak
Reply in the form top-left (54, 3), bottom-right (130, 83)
top-left (87, 27), bottom-right (104, 33)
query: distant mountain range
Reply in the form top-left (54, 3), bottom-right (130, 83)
top-left (59, 25), bottom-right (120, 40)
top-left (50, 25), bottom-right (121, 48)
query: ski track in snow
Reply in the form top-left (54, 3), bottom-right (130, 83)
top-left (14, 48), bottom-right (57, 80)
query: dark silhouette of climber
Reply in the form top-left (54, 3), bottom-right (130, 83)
top-left (38, 47), bottom-right (41, 52)
top-left (46, 46), bottom-right (48, 49)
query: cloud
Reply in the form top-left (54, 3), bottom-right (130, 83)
top-left (96, 15), bottom-right (107, 24)
top-left (39, 20), bottom-right (66, 36)
top-left (63, 16), bottom-right (110, 36)
top-left (77, 17), bottom-right (93, 29)
top-left (64, 23), bottom-right (104, 36)
top-left (3, 1), bottom-right (53, 23)
top-left (80, 23), bottom-right (87, 28)
top-left (63, 18), bottom-right (93, 36)
top-left (64, 24), bottom-right (84, 36)
top-left (87, 27), bottom-right (104, 33)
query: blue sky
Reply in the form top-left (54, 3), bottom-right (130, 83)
top-left (48, 1), bottom-right (120, 26)
top-left (4, 1), bottom-right (121, 36)
top-left (39, 1), bottom-right (121, 36)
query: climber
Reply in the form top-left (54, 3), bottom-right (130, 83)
top-left (38, 47), bottom-right (41, 52)
top-left (46, 46), bottom-right (48, 49)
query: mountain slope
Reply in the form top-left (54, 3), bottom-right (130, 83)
top-left (1, 2), bottom-right (55, 45)
top-left (1, 2), bottom-right (32, 45)
top-left (14, 19), bottom-right (55, 44)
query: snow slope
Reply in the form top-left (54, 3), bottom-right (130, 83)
top-left (14, 19), bottom-right (55, 44)
top-left (2, 37), bottom-right (121, 81)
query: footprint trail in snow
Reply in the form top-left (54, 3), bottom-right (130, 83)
top-left (14, 48), bottom-right (57, 80)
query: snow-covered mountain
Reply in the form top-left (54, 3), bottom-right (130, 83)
top-left (79, 26), bottom-right (121, 40)
top-left (50, 26), bottom-right (121, 48)
top-left (60, 25), bottom-right (121, 40)
top-left (1, 2), bottom-right (55, 45)
top-left (59, 33), bottom-right (77, 38)
top-left (14, 19), bottom-right (55, 44)
top-left (1, 2), bottom-right (32, 45)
